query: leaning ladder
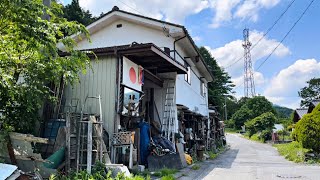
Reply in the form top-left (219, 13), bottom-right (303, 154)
top-left (76, 95), bottom-right (104, 173)
top-left (162, 80), bottom-right (176, 143)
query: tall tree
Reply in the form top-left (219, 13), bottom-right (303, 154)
top-left (231, 96), bottom-right (276, 129)
top-left (63, 0), bottom-right (96, 26)
top-left (0, 0), bottom-right (90, 133)
top-left (199, 47), bottom-right (234, 118)
top-left (298, 77), bottom-right (320, 107)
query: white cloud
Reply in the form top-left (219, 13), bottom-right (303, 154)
top-left (209, 0), bottom-right (241, 28)
top-left (193, 36), bottom-right (202, 42)
top-left (78, 0), bottom-right (209, 23)
top-left (59, 0), bottom-right (282, 27)
top-left (234, 0), bottom-right (280, 22)
top-left (207, 30), bottom-right (290, 78)
top-left (209, 0), bottom-right (281, 28)
top-left (264, 59), bottom-right (320, 108)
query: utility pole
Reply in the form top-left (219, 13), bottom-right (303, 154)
top-left (243, 28), bottom-right (255, 97)
top-left (224, 95), bottom-right (227, 121)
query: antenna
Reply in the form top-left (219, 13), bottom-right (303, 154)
top-left (243, 28), bottom-right (255, 97)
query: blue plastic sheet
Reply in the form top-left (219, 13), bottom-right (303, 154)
top-left (139, 122), bottom-right (150, 165)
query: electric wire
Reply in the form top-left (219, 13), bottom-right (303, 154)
top-left (256, 0), bottom-right (315, 70)
top-left (232, 0), bottom-right (315, 92)
top-left (224, 0), bottom-right (297, 69)
top-left (117, 0), bottom-right (145, 15)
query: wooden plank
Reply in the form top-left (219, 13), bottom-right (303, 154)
top-left (9, 132), bottom-right (48, 144)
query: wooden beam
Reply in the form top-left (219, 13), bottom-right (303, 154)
top-left (144, 69), bottom-right (163, 87)
top-left (9, 132), bottom-right (48, 144)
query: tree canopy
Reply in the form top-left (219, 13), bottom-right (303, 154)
top-left (198, 47), bottom-right (234, 118)
top-left (231, 96), bottom-right (276, 129)
top-left (245, 112), bottom-right (276, 138)
top-left (0, 0), bottom-right (90, 133)
top-left (63, 0), bottom-right (97, 26)
top-left (298, 77), bottom-right (320, 107)
top-left (273, 105), bottom-right (293, 118)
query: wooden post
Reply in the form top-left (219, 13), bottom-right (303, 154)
top-left (129, 143), bottom-right (133, 169)
top-left (87, 121), bottom-right (93, 173)
top-left (66, 112), bottom-right (71, 172)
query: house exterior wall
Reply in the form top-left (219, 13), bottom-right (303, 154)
top-left (76, 19), bottom-right (209, 117)
top-left (176, 70), bottom-right (209, 116)
top-left (63, 56), bottom-right (117, 134)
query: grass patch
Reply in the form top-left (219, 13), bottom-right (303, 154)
top-left (153, 168), bottom-right (178, 177)
top-left (208, 151), bottom-right (218, 159)
top-left (243, 133), bottom-right (264, 143)
top-left (207, 145), bottom-right (228, 160)
top-left (131, 169), bottom-right (151, 178)
top-left (273, 141), bottom-right (309, 163)
top-left (161, 174), bottom-right (175, 180)
top-left (191, 164), bottom-right (201, 170)
top-left (225, 128), bottom-right (239, 134)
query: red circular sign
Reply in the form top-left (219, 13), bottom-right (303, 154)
top-left (129, 67), bottom-right (136, 84)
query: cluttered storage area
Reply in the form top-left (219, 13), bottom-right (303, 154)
top-left (0, 44), bottom-right (226, 179)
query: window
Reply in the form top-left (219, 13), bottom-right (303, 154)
top-left (184, 66), bottom-right (191, 84)
top-left (200, 81), bottom-right (206, 97)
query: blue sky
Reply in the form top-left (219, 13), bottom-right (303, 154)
top-left (61, 0), bottom-right (320, 108)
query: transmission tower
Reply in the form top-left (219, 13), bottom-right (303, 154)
top-left (243, 28), bottom-right (256, 97)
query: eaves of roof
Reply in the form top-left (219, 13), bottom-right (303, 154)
top-left (86, 6), bottom-right (214, 81)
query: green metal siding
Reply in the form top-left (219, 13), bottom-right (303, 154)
top-left (63, 56), bottom-right (117, 134)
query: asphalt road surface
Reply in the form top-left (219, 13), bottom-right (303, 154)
top-left (178, 133), bottom-right (320, 180)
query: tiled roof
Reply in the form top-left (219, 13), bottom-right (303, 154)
top-left (295, 108), bottom-right (308, 118)
top-left (311, 99), bottom-right (320, 107)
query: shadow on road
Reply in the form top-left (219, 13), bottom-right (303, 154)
top-left (194, 148), bottom-right (239, 179)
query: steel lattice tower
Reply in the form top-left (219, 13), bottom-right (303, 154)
top-left (243, 28), bottom-right (256, 97)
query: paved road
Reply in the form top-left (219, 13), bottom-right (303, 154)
top-left (178, 134), bottom-right (320, 180)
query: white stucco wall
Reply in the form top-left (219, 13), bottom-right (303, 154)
top-left (176, 70), bottom-right (209, 116)
top-left (76, 19), bottom-right (209, 117)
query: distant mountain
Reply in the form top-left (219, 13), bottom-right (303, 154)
top-left (273, 105), bottom-right (293, 118)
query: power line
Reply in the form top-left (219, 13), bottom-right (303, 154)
top-left (233, 0), bottom-right (316, 92)
top-left (224, 0), bottom-right (296, 69)
top-left (117, 0), bottom-right (145, 15)
top-left (256, 0), bottom-right (315, 70)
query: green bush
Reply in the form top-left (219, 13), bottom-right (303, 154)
top-left (292, 104), bottom-right (320, 153)
top-left (161, 174), bottom-right (175, 180)
top-left (259, 129), bottom-right (272, 142)
top-left (245, 112), bottom-right (276, 138)
top-left (50, 162), bottom-right (150, 180)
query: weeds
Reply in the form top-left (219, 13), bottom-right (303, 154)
top-left (191, 164), bottom-right (201, 170)
top-left (273, 141), bottom-right (309, 163)
top-left (161, 174), bottom-right (175, 180)
top-left (153, 168), bottom-right (178, 177)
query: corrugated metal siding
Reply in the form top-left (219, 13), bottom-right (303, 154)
top-left (63, 56), bottom-right (117, 134)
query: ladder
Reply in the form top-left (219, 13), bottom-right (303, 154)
top-left (76, 95), bottom-right (104, 173)
top-left (162, 80), bottom-right (176, 143)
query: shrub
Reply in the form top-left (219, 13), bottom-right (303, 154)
top-left (245, 112), bottom-right (276, 138)
top-left (259, 129), bottom-right (272, 142)
top-left (292, 104), bottom-right (320, 153)
top-left (161, 175), bottom-right (175, 180)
